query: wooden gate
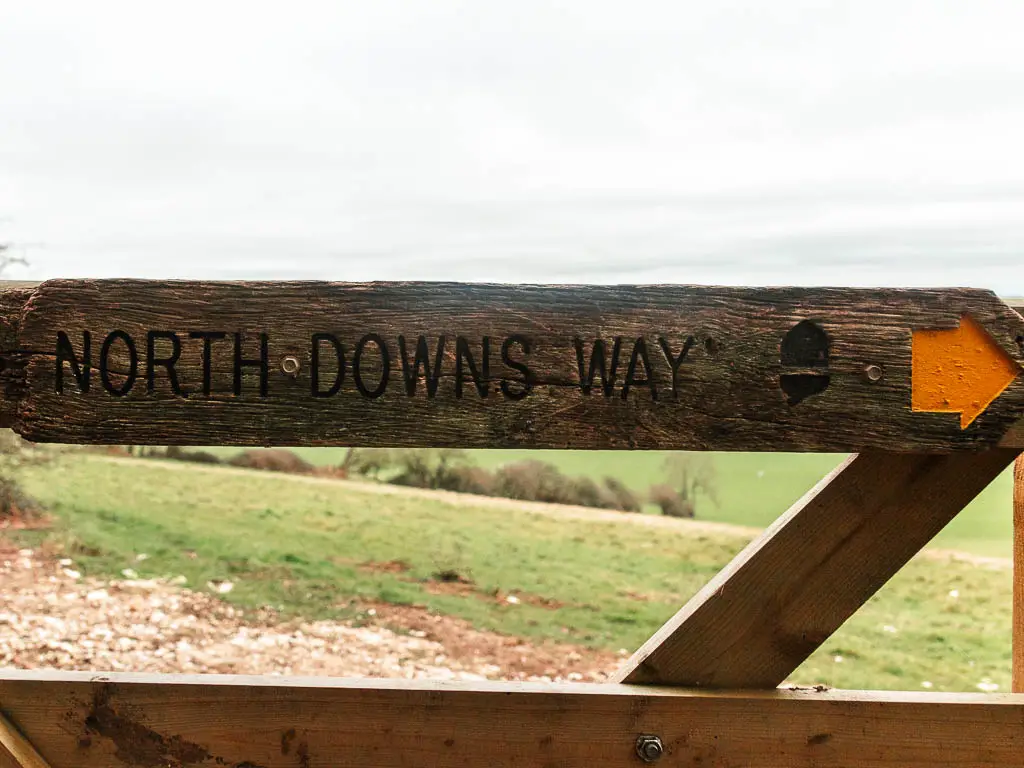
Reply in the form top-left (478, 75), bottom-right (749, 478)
top-left (2, 280), bottom-right (1024, 767)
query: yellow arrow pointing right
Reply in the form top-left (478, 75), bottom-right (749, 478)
top-left (912, 315), bottom-right (1021, 428)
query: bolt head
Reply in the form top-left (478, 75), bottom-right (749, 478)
top-left (635, 735), bottom-right (664, 762)
top-left (864, 364), bottom-right (884, 383)
top-left (280, 355), bottom-right (301, 376)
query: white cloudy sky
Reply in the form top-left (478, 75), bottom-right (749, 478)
top-left (1, 2), bottom-right (1023, 290)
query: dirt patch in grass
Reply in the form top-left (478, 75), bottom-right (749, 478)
top-left (488, 590), bottom-right (567, 610)
top-left (0, 513), bottom-right (50, 531)
top-left (424, 579), bottom-right (477, 598)
top-left (421, 577), bottom-right (573, 614)
top-left (621, 590), bottom-right (653, 602)
top-left (359, 559), bottom-right (412, 575)
top-left (419, 571), bottom-right (568, 611)
top-left (362, 602), bottom-right (622, 681)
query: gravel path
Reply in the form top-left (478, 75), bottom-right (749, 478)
top-left (0, 541), bottom-right (622, 681)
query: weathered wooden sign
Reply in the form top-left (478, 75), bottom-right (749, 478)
top-left (1, 279), bottom-right (1023, 452)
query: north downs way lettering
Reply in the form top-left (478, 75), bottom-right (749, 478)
top-left (52, 330), bottom-right (702, 403)
top-left (2, 280), bottom-right (1024, 452)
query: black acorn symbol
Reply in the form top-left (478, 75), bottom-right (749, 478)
top-left (780, 320), bottom-right (830, 406)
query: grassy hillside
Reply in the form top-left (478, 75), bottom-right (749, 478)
top-left (199, 447), bottom-right (1014, 557)
top-left (14, 454), bottom-right (1013, 692)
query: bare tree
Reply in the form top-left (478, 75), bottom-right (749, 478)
top-left (649, 453), bottom-right (720, 518)
top-left (662, 453), bottom-right (719, 506)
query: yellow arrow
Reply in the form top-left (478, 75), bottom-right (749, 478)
top-left (912, 314), bottom-right (1021, 428)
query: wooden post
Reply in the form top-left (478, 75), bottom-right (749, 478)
top-left (1014, 455), bottom-right (1024, 693)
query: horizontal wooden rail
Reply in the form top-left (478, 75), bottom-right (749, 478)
top-left (1, 671), bottom-right (1023, 767)
top-left (1, 280), bottom-right (1023, 451)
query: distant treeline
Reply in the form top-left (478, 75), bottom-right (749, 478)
top-left (126, 446), bottom-right (717, 518)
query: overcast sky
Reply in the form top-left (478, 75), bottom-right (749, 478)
top-left (2, 2), bottom-right (1023, 290)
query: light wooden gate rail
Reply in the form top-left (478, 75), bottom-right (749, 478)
top-left (2, 279), bottom-right (1024, 767)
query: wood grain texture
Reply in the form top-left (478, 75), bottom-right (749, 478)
top-left (1, 280), bottom-right (1024, 451)
top-left (1015, 455), bottom-right (1024, 693)
top-left (3, 671), bottom-right (1024, 767)
top-left (0, 710), bottom-right (51, 768)
top-left (617, 449), bottom-right (1020, 688)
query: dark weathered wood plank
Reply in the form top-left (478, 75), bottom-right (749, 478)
top-left (2, 280), bottom-right (1024, 451)
top-left (2, 671), bottom-right (1024, 767)
top-left (617, 449), bottom-right (1019, 688)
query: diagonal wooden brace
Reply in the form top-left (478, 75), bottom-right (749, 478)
top-left (617, 450), bottom-right (1019, 688)
top-left (0, 709), bottom-right (51, 768)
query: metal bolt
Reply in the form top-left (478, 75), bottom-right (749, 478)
top-left (280, 355), bottom-right (301, 377)
top-left (864, 364), bottom-right (884, 383)
top-left (635, 735), bottom-right (664, 763)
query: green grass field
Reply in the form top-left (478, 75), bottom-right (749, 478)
top-left (200, 447), bottom-right (1016, 557)
top-left (12, 453), bottom-right (1014, 692)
